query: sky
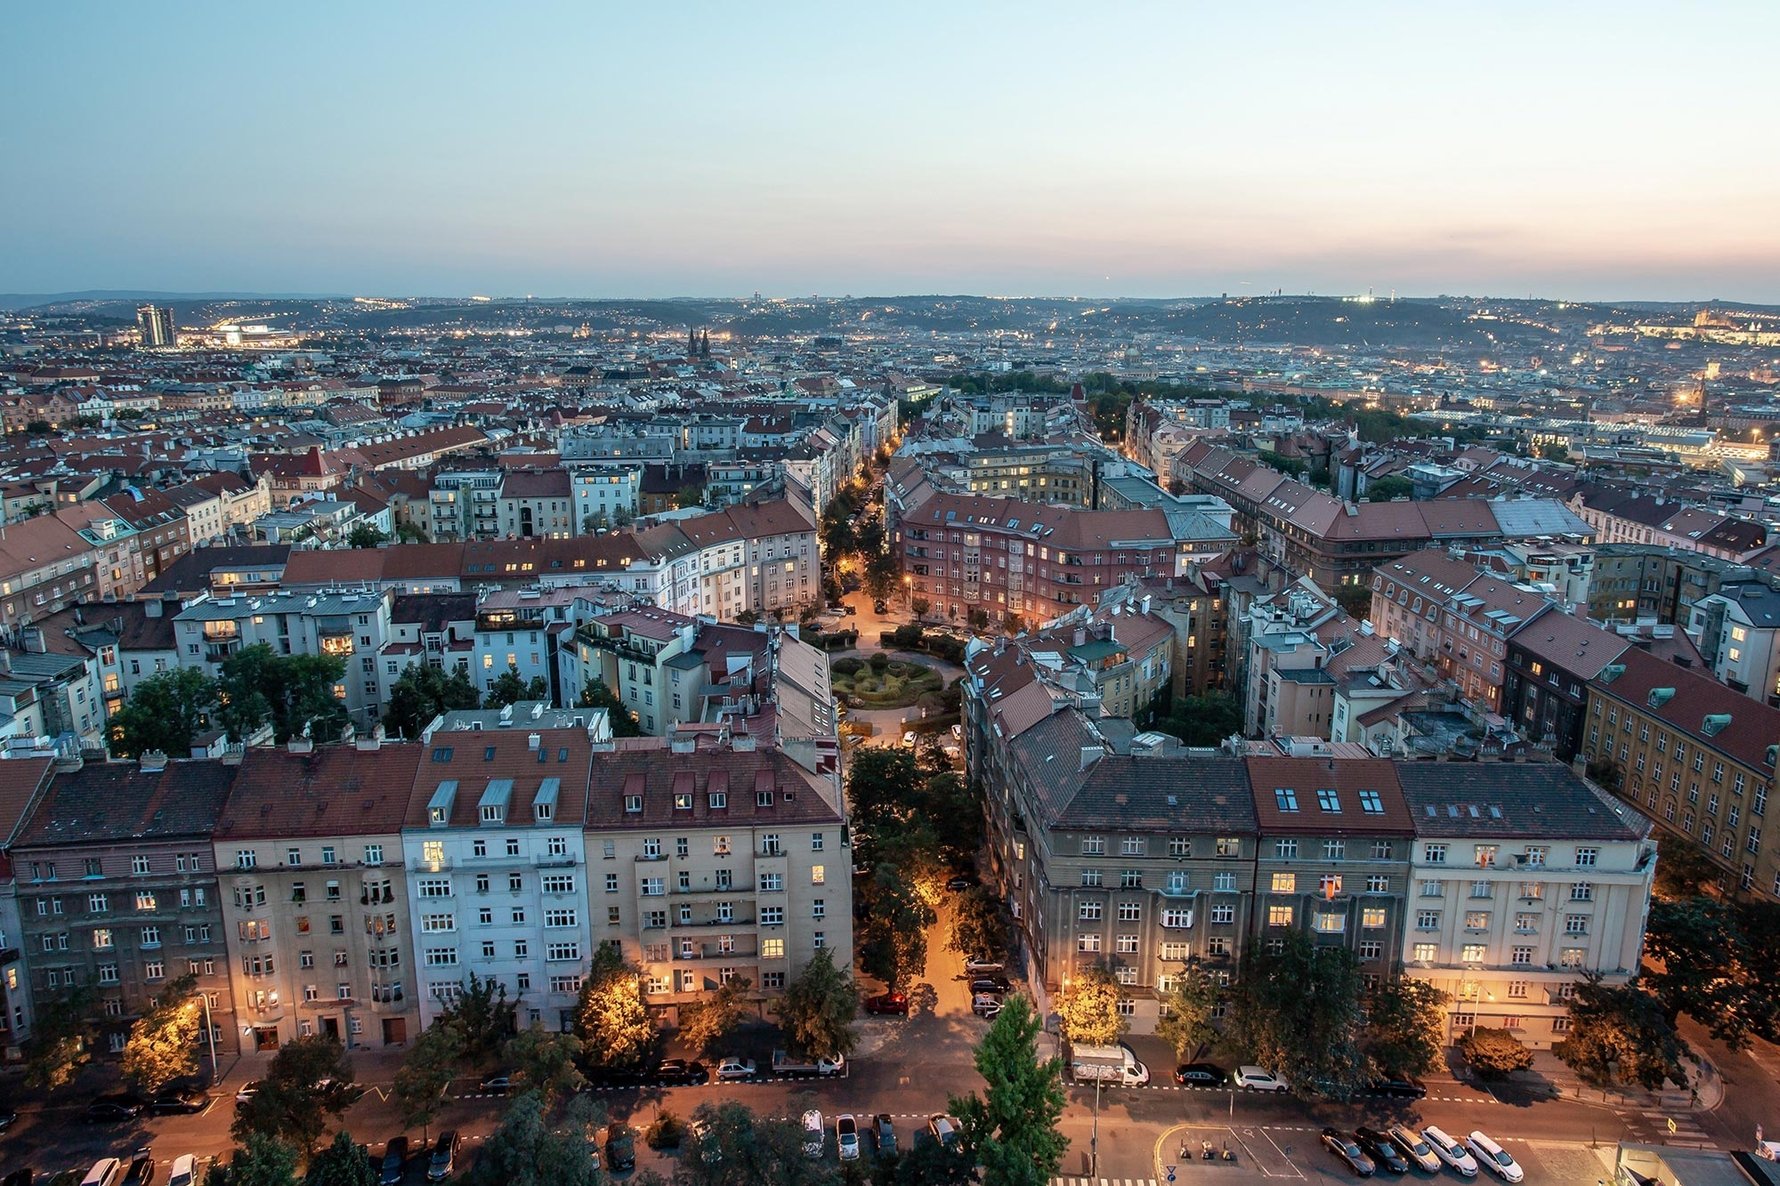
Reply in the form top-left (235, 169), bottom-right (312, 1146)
top-left (5, 1), bottom-right (1778, 302)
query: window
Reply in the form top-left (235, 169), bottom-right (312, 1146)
top-left (1474, 844), bottom-right (1498, 867)
top-left (758, 872), bottom-right (783, 893)
top-left (1560, 947), bottom-right (1586, 968)
top-left (1575, 847), bottom-right (1598, 867)
top-left (1323, 840), bottom-right (1346, 861)
top-left (1213, 872), bottom-right (1236, 892)
top-left (509, 873), bottom-right (523, 892)
top-left (1316, 788), bottom-right (1341, 812)
top-left (1358, 789), bottom-right (1383, 814)
top-left (1464, 911), bottom-right (1489, 930)
top-left (1081, 869), bottom-right (1103, 888)
top-left (424, 948), bottom-right (459, 967)
top-left (1424, 844), bottom-right (1447, 864)
top-left (1120, 869), bottom-right (1142, 889)
top-left (131, 855), bottom-right (150, 875)
top-left (546, 943), bottom-right (580, 962)
top-left (1081, 836), bottom-right (1105, 855)
top-left (544, 909), bottom-right (576, 928)
top-left (811, 865), bottom-right (826, 886)
top-left (1320, 874), bottom-right (1342, 896)
top-left (1216, 837), bottom-right (1240, 857)
top-left (1412, 943), bottom-right (1437, 962)
top-left (1417, 908), bottom-right (1442, 931)
top-left (1121, 837), bottom-right (1145, 856)
top-left (1358, 940), bottom-right (1382, 960)
top-left (89, 893), bottom-right (108, 913)
top-left (365, 844), bottom-right (383, 864)
top-left (1571, 882), bottom-right (1594, 901)
top-left (1274, 787), bottom-right (1299, 811)
top-left (141, 926), bottom-right (161, 947)
top-left (1362, 907), bottom-right (1386, 928)
top-left (1079, 902), bottom-right (1103, 921)
top-left (93, 928), bottom-right (113, 950)
top-left (1564, 914), bottom-right (1589, 935)
top-left (1267, 905), bottom-right (1293, 927)
top-left (1077, 934), bottom-right (1102, 953)
top-left (1271, 872), bottom-right (1296, 894)
top-left (1118, 902), bottom-right (1141, 921)
top-left (1515, 913), bottom-right (1539, 933)
top-left (1163, 907), bottom-right (1194, 928)
top-left (810, 832), bottom-right (825, 851)
top-left (1169, 837), bottom-right (1191, 857)
top-left (761, 906), bottom-right (784, 926)
top-left (1365, 875), bottom-right (1389, 893)
top-left (1461, 944), bottom-right (1486, 963)
top-left (1209, 903), bottom-right (1235, 925)
top-left (1510, 946), bottom-right (1534, 966)
top-left (1274, 839), bottom-right (1299, 860)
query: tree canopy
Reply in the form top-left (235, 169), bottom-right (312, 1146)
top-left (574, 941), bottom-right (655, 1068)
top-left (485, 670), bottom-right (548, 709)
top-left (1362, 977), bottom-right (1448, 1079)
top-left (857, 862), bottom-right (935, 992)
top-left (465, 1092), bottom-right (602, 1186)
top-left (773, 947), bottom-right (858, 1059)
top-left (677, 975), bottom-right (752, 1056)
top-left (232, 1034), bottom-right (355, 1154)
top-left (384, 664), bottom-right (481, 739)
top-left (122, 973), bottom-right (201, 1093)
top-left (950, 994), bottom-right (1067, 1186)
top-left (304, 1131), bottom-right (377, 1186)
top-left (107, 667), bottom-right (218, 758)
top-left (1456, 1027), bottom-right (1533, 1079)
top-left (578, 676), bottom-right (642, 736)
top-left (1229, 930), bottom-right (1367, 1099)
top-left (1554, 975), bottom-right (1692, 1091)
top-left (1152, 691), bottom-right (1242, 747)
top-left (1055, 963), bottom-right (1124, 1048)
top-left (1154, 962), bottom-right (1220, 1062)
top-left (218, 644), bottom-right (348, 744)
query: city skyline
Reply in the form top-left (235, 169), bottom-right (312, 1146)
top-left (7, 1), bottom-right (1780, 302)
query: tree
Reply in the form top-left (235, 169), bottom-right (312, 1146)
top-left (1363, 475), bottom-right (1414, 502)
top-left (208, 1134), bottom-right (300, 1186)
top-left (485, 670), bottom-right (548, 709)
top-left (1643, 897), bottom-right (1754, 1045)
top-left (672, 485), bottom-right (706, 510)
top-left (948, 886), bottom-right (1012, 962)
top-left (679, 1100), bottom-right (836, 1186)
top-left (1228, 931), bottom-right (1367, 1099)
top-left (22, 989), bottom-right (94, 1091)
top-left (108, 667), bottom-right (218, 758)
top-left (857, 863), bottom-right (935, 992)
top-left (123, 972), bottom-right (201, 1093)
top-left (574, 941), bottom-right (655, 1068)
top-left (1653, 837), bottom-right (1721, 900)
top-left (677, 976), bottom-right (752, 1056)
top-left (232, 1034), bottom-right (355, 1155)
top-left (774, 947), bottom-right (859, 1059)
top-left (949, 994), bottom-right (1066, 1186)
top-left (466, 1092), bottom-right (601, 1186)
top-left (1055, 963), bottom-right (1124, 1048)
top-left (1362, 977), bottom-right (1448, 1079)
top-left (393, 1022), bottom-right (462, 1144)
top-left (437, 971), bottom-right (519, 1066)
top-left (1539, 443), bottom-right (1571, 463)
top-left (1154, 962), bottom-right (1220, 1062)
top-left (218, 645), bottom-right (349, 745)
top-left (1456, 1027), bottom-right (1533, 1079)
top-left (346, 523), bottom-right (387, 549)
top-left (1554, 975), bottom-right (1692, 1091)
top-left (304, 1131), bottom-right (376, 1186)
top-left (1332, 582), bottom-right (1374, 621)
top-left (384, 664), bottom-right (482, 739)
top-left (503, 1025), bottom-right (585, 1104)
top-left (1154, 691), bottom-right (1242, 747)
top-left (577, 676), bottom-right (641, 736)
top-left (24, 420), bottom-right (52, 435)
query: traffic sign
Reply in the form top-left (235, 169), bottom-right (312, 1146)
top-left (1165, 1166), bottom-right (1177, 1183)
top-left (1667, 1117), bottom-right (1678, 1135)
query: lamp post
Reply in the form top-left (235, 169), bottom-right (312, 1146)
top-left (1091, 1076), bottom-right (1102, 1178)
top-left (192, 990), bottom-right (218, 1086)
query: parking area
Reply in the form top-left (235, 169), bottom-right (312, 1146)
top-left (1148, 1124), bottom-right (1617, 1184)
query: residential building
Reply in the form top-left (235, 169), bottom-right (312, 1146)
top-left (1688, 582), bottom-right (1780, 705)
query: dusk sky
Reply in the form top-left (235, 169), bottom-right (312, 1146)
top-left (7, 1), bottom-right (1778, 302)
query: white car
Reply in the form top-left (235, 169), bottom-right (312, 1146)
top-left (836, 1114), bottom-right (860, 1161)
top-left (1422, 1125), bottom-right (1479, 1177)
top-left (168, 1157), bottom-right (199, 1186)
top-left (901, 731), bottom-right (918, 747)
top-left (234, 1082), bottom-right (260, 1104)
top-left (714, 1057), bottom-right (756, 1081)
top-left (1232, 1065), bottom-right (1290, 1092)
top-left (1466, 1131), bottom-right (1524, 1183)
top-left (802, 1109), bottom-right (824, 1159)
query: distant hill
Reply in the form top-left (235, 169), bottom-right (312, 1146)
top-left (0, 290), bottom-right (347, 312)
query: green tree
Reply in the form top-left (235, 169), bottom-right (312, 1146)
top-left (485, 669), bottom-right (548, 709)
top-left (1653, 838), bottom-right (1722, 900)
top-left (1363, 475), bottom-right (1414, 501)
top-left (1055, 963), bottom-right (1124, 1048)
top-left (466, 1091), bottom-right (601, 1186)
top-left (672, 485), bottom-right (706, 510)
top-left (502, 1025), bottom-right (586, 1105)
top-left (392, 1022), bottom-right (461, 1144)
top-left (122, 972), bottom-right (201, 1093)
top-left (1362, 977), bottom-right (1449, 1079)
top-left (1456, 1027), bottom-right (1533, 1079)
top-left (304, 1130), bottom-right (376, 1186)
top-left (677, 976), bottom-right (753, 1056)
top-left (232, 1034), bottom-right (355, 1155)
top-left (774, 947), bottom-right (859, 1059)
top-left (1228, 931), bottom-right (1367, 1099)
top-left (679, 1101), bottom-right (836, 1186)
top-left (948, 995), bottom-right (1066, 1186)
top-left (574, 941), bottom-right (655, 1069)
top-left (107, 667), bottom-right (218, 758)
top-left (22, 989), bottom-right (94, 1091)
top-left (24, 420), bottom-right (52, 435)
top-left (578, 676), bottom-right (642, 736)
top-left (1554, 976), bottom-right (1692, 1091)
top-left (1332, 583), bottom-right (1374, 621)
top-left (346, 523), bottom-right (387, 549)
top-left (219, 645), bottom-right (349, 744)
top-left (208, 1133), bottom-right (300, 1186)
top-left (1154, 962), bottom-right (1220, 1062)
top-left (858, 864), bottom-right (935, 992)
top-left (437, 971), bottom-right (519, 1066)
top-left (1643, 897), bottom-right (1753, 1045)
top-left (1154, 691), bottom-right (1242, 747)
top-left (1539, 443), bottom-right (1571, 463)
top-left (384, 664), bottom-right (482, 739)
top-left (948, 886), bottom-right (1012, 962)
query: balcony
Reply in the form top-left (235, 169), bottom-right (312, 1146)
top-left (673, 940), bottom-right (759, 962)
top-left (670, 914), bottom-right (754, 929)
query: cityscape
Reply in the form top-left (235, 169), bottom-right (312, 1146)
top-left (5, 5), bottom-right (1780, 1186)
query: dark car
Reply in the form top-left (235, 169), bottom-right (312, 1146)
top-left (478, 1074), bottom-right (512, 1096)
top-left (945, 874), bottom-right (976, 891)
top-left (968, 975), bottom-right (1010, 995)
top-left (150, 1084), bottom-right (210, 1115)
top-left (0, 1107), bottom-right (18, 1131)
top-left (605, 1125), bottom-right (637, 1172)
top-left (380, 1137), bottom-right (410, 1186)
top-left (583, 1063), bottom-right (652, 1089)
top-left (653, 1058), bottom-right (709, 1086)
top-left (1173, 1062), bottom-right (1227, 1086)
top-left (1354, 1128), bottom-right (1410, 1175)
top-left (1367, 1075), bottom-right (1427, 1099)
top-left (426, 1131), bottom-right (459, 1182)
top-left (1321, 1128), bottom-right (1377, 1177)
top-left (863, 992), bottom-right (909, 1016)
top-left (123, 1149), bottom-right (156, 1186)
top-left (872, 600), bottom-right (888, 615)
top-left (873, 1114), bottom-right (897, 1156)
top-left (85, 1093), bottom-right (146, 1122)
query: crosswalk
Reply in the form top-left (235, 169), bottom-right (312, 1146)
top-left (1617, 1105), bottom-right (1715, 1149)
top-left (1052, 1179), bottom-right (1157, 1186)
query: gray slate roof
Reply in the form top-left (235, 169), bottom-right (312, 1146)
top-left (1395, 762), bottom-right (1648, 842)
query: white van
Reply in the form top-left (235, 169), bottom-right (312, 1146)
top-left (81, 1159), bottom-right (123, 1186)
top-left (1069, 1042), bottom-right (1150, 1086)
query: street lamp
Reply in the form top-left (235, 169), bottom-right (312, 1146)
top-left (190, 990), bottom-right (218, 1086)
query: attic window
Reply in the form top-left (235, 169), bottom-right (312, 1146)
top-left (484, 746), bottom-right (496, 761)
top-left (1358, 790), bottom-right (1383, 814)
top-left (757, 790), bottom-right (774, 808)
top-left (431, 747), bottom-right (453, 762)
top-left (1316, 788), bottom-right (1341, 812)
top-left (1702, 713), bottom-right (1733, 737)
top-left (558, 748), bottom-right (569, 762)
top-left (1274, 787), bottom-right (1299, 812)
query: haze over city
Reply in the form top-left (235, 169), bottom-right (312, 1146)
top-left (8, 0), bottom-right (1779, 301)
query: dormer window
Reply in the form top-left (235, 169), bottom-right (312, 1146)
top-left (481, 804), bottom-right (503, 823)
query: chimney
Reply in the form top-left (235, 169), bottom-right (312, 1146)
top-left (1079, 744), bottom-right (1104, 771)
top-left (527, 732), bottom-right (541, 751)
top-left (1073, 626), bottom-right (1087, 647)
top-left (287, 736), bottom-right (314, 754)
top-left (356, 724), bottom-right (385, 751)
top-left (21, 627), bottom-right (45, 654)
top-left (139, 749), bottom-right (169, 773)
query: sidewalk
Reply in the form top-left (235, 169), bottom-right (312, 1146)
top-left (1481, 1049), bottom-right (1723, 1115)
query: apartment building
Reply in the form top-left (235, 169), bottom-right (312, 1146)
top-left (0, 514), bottom-right (98, 633)
top-left (11, 756), bottom-right (238, 1056)
top-left (1688, 581), bottom-right (1780, 705)
top-left (1502, 611), bottom-right (1630, 761)
top-left (1587, 544), bottom-right (1748, 626)
top-left (497, 469), bottom-right (575, 540)
top-left (402, 720), bottom-right (601, 1031)
top-left (211, 740), bottom-right (424, 1051)
top-left (1396, 763), bottom-right (1655, 1049)
top-left (0, 755), bottom-right (56, 1047)
top-left (1583, 647), bottom-right (1780, 897)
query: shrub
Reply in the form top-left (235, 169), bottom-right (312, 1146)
top-left (1458, 1027), bottom-right (1534, 1079)
top-left (645, 1110), bottom-right (686, 1150)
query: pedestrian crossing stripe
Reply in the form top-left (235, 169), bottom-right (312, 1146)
top-left (1050, 1179), bottom-right (1158, 1186)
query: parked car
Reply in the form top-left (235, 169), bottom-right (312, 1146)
top-left (604, 1125), bottom-right (637, 1172)
top-left (1421, 1126), bottom-right (1478, 1177)
top-left (900, 731), bottom-right (917, 747)
top-left (945, 873), bottom-right (975, 891)
top-left (872, 600), bottom-right (888, 615)
top-left (1321, 1129), bottom-right (1376, 1177)
top-left (1368, 1075), bottom-right (1427, 1099)
top-left (963, 956), bottom-right (1004, 975)
top-left (950, 724), bottom-right (963, 740)
top-left (122, 1150), bottom-right (155, 1186)
top-left (0, 1108), bottom-right (15, 1131)
top-left (872, 1114), bottom-right (897, 1156)
top-left (714, 1057), bottom-right (757, 1081)
top-left (653, 1059), bottom-right (709, 1086)
top-left (78, 1159), bottom-right (122, 1186)
top-left (1385, 1125), bottom-right (1442, 1174)
top-left (150, 1085), bottom-right (209, 1115)
top-left (968, 975), bottom-right (1010, 994)
top-left (380, 1137), bottom-right (409, 1186)
top-left (801, 1110), bottom-right (824, 1159)
top-left (426, 1131), bottom-right (459, 1182)
top-left (971, 993), bottom-right (1004, 1018)
top-left (582, 1064), bottom-right (652, 1088)
top-left (836, 1114), bottom-right (860, 1162)
top-left (85, 1094), bottom-right (145, 1123)
top-left (1173, 1062), bottom-right (1226, 1086)
top-left (234, 1082), bottom-right (261, 1105)
top-left (1232, 1066), bottom-right (1290, 1092)
top-left (1465, 1132), bottom-right (1524, 1183)
top-left (927, 1115), bottom-right (959, 1148)
top-left (478, 1073), bottom-right (512, 1096)
top-left (1354, 1128), bottom-right (1409, 1175)
top-left (863, 992), bottom-right (909, 1016)
top-left (166, 1157), bottom-right (198, 1186)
